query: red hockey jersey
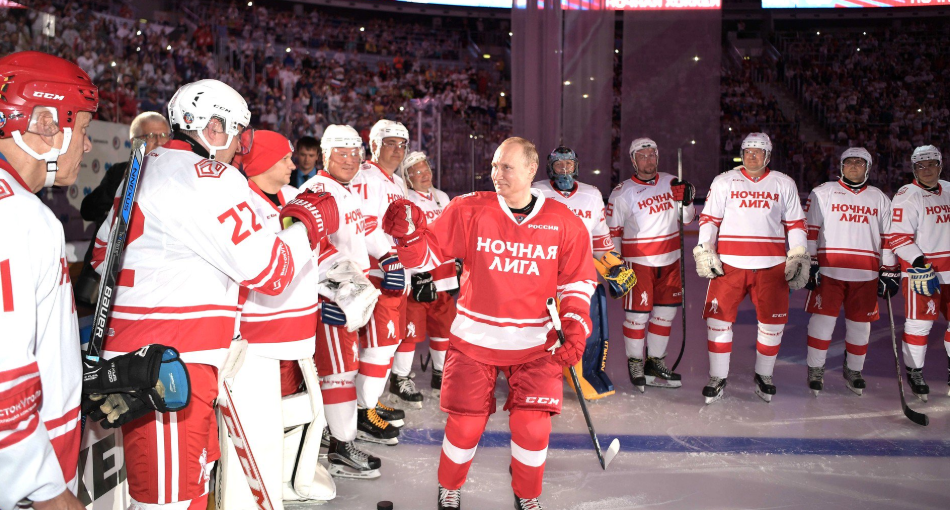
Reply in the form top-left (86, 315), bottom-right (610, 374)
top-left (406, 186), bottom-right (458, 292)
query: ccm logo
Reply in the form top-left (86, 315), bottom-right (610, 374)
top-left (33, 92), bottom-right (65, 100)
top-left (525, 396), bottom-right (559, 405)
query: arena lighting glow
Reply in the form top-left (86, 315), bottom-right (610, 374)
top-left (391, 0), bottom-right (720, 9)
top-left (764, 0), bottom-right (950, 7)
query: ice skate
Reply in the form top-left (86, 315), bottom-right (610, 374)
top-left (514, 494), bottom-right (543, 510)
top-left (389, 373), bottom-right (424, 409)
top-left (906, 367), bottom-right (929, 402)
top-left (431, 368), bottom-right (443, 397)
top-left (438, 484), bottom-right (461, 509)
top-left (357, 407), bottom-right (399, 445)
top-left (375, 401), bottom-right (405, 428)
top-left (754, 373), bottom-right (776, 403)
top-left (327, 436), bottom-right (381, 479)
top-left (627, 357), bottom-right (646, 393)
top-left (842, 359), bottom-right (865, 396)
top-left (703, 376), bottom-right (727, 404)
top-left (319, 427), bottom-right (330, 460)
top-left (644, 356), bottom-right (682, 388)
top-left (807, 365), bottom-right (824, 397)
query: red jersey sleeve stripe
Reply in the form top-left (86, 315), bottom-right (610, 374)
top-left (0, 362), bottom-right (39, 385)
top-left (242, 239), bottom-right (296, 295)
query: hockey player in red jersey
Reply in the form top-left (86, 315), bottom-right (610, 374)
top-left (91, 80), bottom-right (339, 509)
top-left (349, 119), bottom-right (413, 443)
top-left (803, 148), bottom-right (897, 397)
top-left (401, 151), bottom-right (458, 394)
top-left (383, 137), bottom-right (597, 510)
top-left (0, 51), bottom-right (98, 510)
top-left (695, 132), bottom-right (809, 404)
top-left (888, 145), bottom-right (950, 400)
top-left (607, 138), bottom-right (695, 393)
top-left (535, 146), bottom-right (629, 400)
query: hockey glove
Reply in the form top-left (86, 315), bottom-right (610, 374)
top-left (693, 243), bottom-right (724, 279)
top-left (320, 301), bottom-right (347, 326)
top-left (907, 260), bottom-right (939, 297)
top-left (411, 272), bottom-right (438, 303)
top-left (318, 259), bottom-right (381, 332)
top-left (593, 251), bottom-right (636, 299)
top-left (878, 266), bottom-right (901, 298)
top-left (545, 308), bottom-right (591, 368)
top-left (280, 191), bottom-right (340, 250)
top-left (785, 246), bottom-right (811, 290)
top-left (383, 198), bottom-right (427, 246)
top-left (670, 178), bottom-right (695, 206)
top-left (804, 259), bottom-right (821, 291)
top-left (380, 253), bottom-right (407, 296)
top-left (83, 392), bottom-right (152, 429)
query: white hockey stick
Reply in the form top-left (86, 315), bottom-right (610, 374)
top-left (218, 378), bottom-right (276, 510)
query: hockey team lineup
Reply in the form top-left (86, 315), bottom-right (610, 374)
top-left (2, 51), bottom-right (949, 510)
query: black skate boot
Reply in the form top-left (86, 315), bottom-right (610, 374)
top-left (807, 365), bottom-right (824, 397)
top-left (389, 373), bottom-right (424, 408)
top-left (328, 436), bottom-right (381, 479)
top-left (703, 376), bottom-right (727, 404)
top-left (645, 356), bottom-right (682, 388)
top-left (432, 368), bottom-right (443, 392)
top-left (514, 494), bottom-right (543, 510)
top-left (754, 373), bottom-right (776, 403)
top-left (357, 406), bottom-right (399, 445)
top-left (842, 359), bottom-right (866, 396)
top-left (906, 366), bottom-right (929, 402)
top-left (627, 357), bottom-right (646, 393)
top-left (438, 484), bottom-right (462, 509)
top-left (376, 401), bottom-right (405, 428)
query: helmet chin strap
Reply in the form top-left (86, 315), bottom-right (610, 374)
top-left (11, 128), bottom-right (72, 188)
top-left (196, 130), bottom-right (233, 160)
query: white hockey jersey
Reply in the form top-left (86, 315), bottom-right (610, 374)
top-left (0, 161), bottom-right (82, 509)
top-left (534, 179), bottom-right (615, 259)
top-left (349, 161), bottom-right (404, 281)
top-left (91, 140), bottom-right (314, 368)
top-left (699, 167), bottom-right (807, 269)
top-left (301, 170), bottom-right (372, 281)
top-left (805, 180), bottom-right (895, 282)
top-left (889, 179), bottom-right (950, 283)
top-left (606, 173), bottom-right (696, 267)
top-left (406, 186), bottom-right (458, 292)
top-left (239, 182), bottom-right (318, 360)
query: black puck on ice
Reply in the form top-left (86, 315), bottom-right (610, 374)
top-left (377, 502), bottom-right (393, 510)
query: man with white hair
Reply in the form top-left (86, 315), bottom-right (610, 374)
top-left (889, 145), bottom-right (950, 400)
top-left (802, 147), bottom-right (897, 396)
top-left (694, 132), bottom-right (809, 404)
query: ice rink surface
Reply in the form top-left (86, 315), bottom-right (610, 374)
top-left (307, 237), bottom-right (950, 510)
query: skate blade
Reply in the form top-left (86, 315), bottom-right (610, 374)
top-left (356, 431), bottom-right (399, 446)
top-left (389, 393), bottom-right (423, 409)
top-left (329, 464), bottom-right (381, 480)
top-left (811, 389), bottom-right (820, 397)
top-left (644, 376), bottom-right (682, 388)
top-left (914, 393), bottom-right (928, 403)
top-left (387, 418), bottom-right (405, 428)
top-left (754, 387), bottom-right (773, 403)
top-left (635, 384), bottom-right (645, 394)
top-left (846, 386), bottom-right (863, 396)
top-left (704, 392), bottom-right (724, 405)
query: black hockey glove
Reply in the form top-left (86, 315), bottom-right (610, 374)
top-left (804, 260), bottom-right (821, 290)
top-left (82, 392), bottom-right (152, 429)
top-left (411, 272), bottom-right (438, 303)
top-left (878, 267), bottom-right (901, 298)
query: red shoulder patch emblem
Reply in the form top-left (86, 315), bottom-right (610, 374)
top-left (195, 159), bottom-right (229, 179)
top-left (0, 179), bottom-right (13, 201)
top-left (308, 182), bottom-right (325, 193)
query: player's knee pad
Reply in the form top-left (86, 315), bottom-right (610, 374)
top-left (844, 319), bottom-right (871, 345)
top-left (650, 306), bottom-right (677, 323)
top-left (904, 318), bottom-right (933, 337)
top-left (445, 413), bottom-right (489, 447)
top-left (624, 311), bottom-right (649, 327)
top-left (707, 318), bottom-right (733, 340)
top-left (509, 410), bottom-right (551, 447)
top-left (807, 313), bottom-right (836, 339)
top-left (757, 322), bottom-right (784, 350)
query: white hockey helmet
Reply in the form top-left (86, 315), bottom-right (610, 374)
top-left (320, 124), bottom-right (364, 161)
top-left (740, 132), bottom-right (772, 168)
top-left (399, 151), bottom-right (430, 188)
top-left (168, 79), bottom-right (251, 160)
top-left (369, 119), bottom-right (409, 160)
top-left (629, 137), bottom-right (658, 158)
top-left (911, 145), bottom-right (942, 165)
top-left (839, 147), bottom-right (872, 186)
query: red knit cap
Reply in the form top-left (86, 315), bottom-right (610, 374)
top-left (243, 130), bottom-right (294, 177)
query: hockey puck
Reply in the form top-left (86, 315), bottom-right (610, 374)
top-left (377, 502), bottom-right (394, 510)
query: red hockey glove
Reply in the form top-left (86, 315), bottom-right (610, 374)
top-left (383, 198), bottom-right (427, 246)
top-left (280, 191), bottom-right (340, 250)
top-left (545, 309), bottom-right (591, 368)
top-left (670, 178), bottom-right (695, 206)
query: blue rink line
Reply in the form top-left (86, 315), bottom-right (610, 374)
top-left (399, 429), bottom-right (950, 458)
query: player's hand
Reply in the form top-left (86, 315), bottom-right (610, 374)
top-left (878, 266), bottom-right (901, 298)
top-left (693, 244), bottom-right (724, 279)
top-left (546, 309), bottom-right (591, 367)
top-left (83, 392), bottom-right (151, 429)
top-left (320, 301), bottom-right (347, 326)
top-left (30, 489), bottom-right (87, 510)
top-left (593, 251), bottom-right (636, 299)
top-left (383, 199), bottom-right (427, 245)
top-left (411, 272), bottom-right (437, 303)
top-left (379, 253), bottom-right (406, 296)
top-left (670, 178), bottom-right (695, 206)
top-left (804, 259), bottom-right (821, 290)
top-left (280, 191), bottom-right (340, 250)
top-left (907, 261), bottom-right (939, 296)
top-left (785, 246), bottom-right (811, 290)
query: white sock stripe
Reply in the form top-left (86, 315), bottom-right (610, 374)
top-left (844, 319), bottom-right (871, 345)
top-left (756, 323), bottom-right (784, 346)
top-left (442, 435), bottom-right (478, 464)
top-left (155, 411), bottom-right (166, 503)
top-left (806, 313), bottom-right (836, 339)
top-left (510, 440), bottom-right (548, 468)
top-left (332, 326), bottom-right (345, 373)
top-left (323, 324), bottom-right (339, 374)
top-left (650, 306), bottom-right (678, 321)
top-left (170, 412), bottom-right (179, 502)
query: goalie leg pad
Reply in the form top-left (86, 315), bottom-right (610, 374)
top-left (579, 285), bottom-right (614, 397)
top-left (283, 358), bottom-right (336, 502)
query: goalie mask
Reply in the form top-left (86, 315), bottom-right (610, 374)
top-left (839, 147), bottom-right (872, 187)
top-left (547, 146), bottom-right (579, 191)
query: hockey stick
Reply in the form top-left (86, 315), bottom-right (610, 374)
top-left (546, 298), bottom-right (620, 470)
top-left (84, 138), bottom-right (146, 366)
top-left (671, 148), bottom-right (687, 371)
top-left (885, 296), bottom-right (928, 426)
top-left (218, 378), bottom-right (277, 510)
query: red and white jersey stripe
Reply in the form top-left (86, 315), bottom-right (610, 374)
top-left (0, 162), bottom-right (81, 508)
top-left (805, 180), bottom-right (895, 282)
top-left (889, 179), bottom-right (950, 283)
top-left (534, 179), bottom-right (616, 260)
top-left (406, 186), bottom-right (458, 292)
top-left (606, 173), bottom-right (695, 267)
top-left (699, 167), bottom-right (807, 269)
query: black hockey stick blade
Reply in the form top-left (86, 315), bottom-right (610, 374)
top-left (886, 297), bottom-right (928, 426)
top-left (85, 138), bottom-right (147, 366)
